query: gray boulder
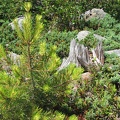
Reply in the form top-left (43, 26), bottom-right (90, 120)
top-left (82, 8), bottom-right (106, 21)
top-left (105, 49), bottom-right (120, 57)
top-left (9, 16), bottom-right (24, 30)
top-left (77, 31), bottom-right (90, 41)
top-left (77, 30), bottom-right (106, 41)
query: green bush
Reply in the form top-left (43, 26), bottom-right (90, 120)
top-left (0, 0), bottom-right (24, 25)
top-left (86, 14), bottom-right (118, 30)
top-left (1, 0), bottom-right (120, 31)
top-left (78, 32), bottom-right (98, 49)
top-left (0, 21), bottom-right (21, 54)
top-left (29, 0), bottom-right (84, 31)
top-left (85, 13), bottom-right (120, 51)
top-left (40, 30), bottom-right (78, 58)
top-left (103, 53), bottom-right (120, 82)
top-left (29, 0), bottom-right (120, 31)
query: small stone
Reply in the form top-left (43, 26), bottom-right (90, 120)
top-left (81, 72), bottom-right (92, 81)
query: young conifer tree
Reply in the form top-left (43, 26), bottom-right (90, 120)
top-left (13, 2), bottom-right (43, 98)
top-left (0, 2), bottom-right (44, 119)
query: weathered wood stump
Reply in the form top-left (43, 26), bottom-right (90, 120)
top-left (58, 39), bottom-right (104, 72)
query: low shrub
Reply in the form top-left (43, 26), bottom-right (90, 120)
top-left (40, 30), bottom-right (78, 58)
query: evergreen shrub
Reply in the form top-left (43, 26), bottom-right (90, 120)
top-left (40, 30), bottom-right (78, 58)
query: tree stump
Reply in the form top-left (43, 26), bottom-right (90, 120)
top-left (58, 39), bottom-right (104, 71)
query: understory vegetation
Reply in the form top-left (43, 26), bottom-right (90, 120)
top-left (0, 1), bottom-right (120, 120)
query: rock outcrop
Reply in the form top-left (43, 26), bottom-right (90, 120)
top-left (77, 30), bottom-right (106, 41)
top-left (9, 16), bottom-right (24, 30)
top-left (82, 8), bottom-right (106, 21)
top-left (105, 49), bottom-right (120, 57)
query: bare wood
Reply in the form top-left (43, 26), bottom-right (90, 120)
top-left (95, 41), bottom-right (104, 64)
top-left (58, 39), bottom-right (78, 71)
top-left (58, 39), bottom-right (104, 71)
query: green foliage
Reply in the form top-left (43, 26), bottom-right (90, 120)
top-left (1, 0), bottom-right (120, 31)
top-left (0, 2), bottom-right (43, 119)
top-left (33, 41), bottom-right (118, 119)
top-left (0, 69), bottom-right (31, 120)
top-left (34, 43), bottom-right (84, 114)
top-left (28, 0), bottom-right (120, 31)
top-left (39, 13), bottom-right (120, 59)
top-left (0, 2), bottom-right (84, 119)
top-left (103, 39), bottom-right (120, 50)
top-left (87, 14), bottom-right (118, 30)
top-left (0, 0), bottom-right (24, 24)
top-left (84, 84), bottom-right (117, 119)
top-left (0, 1), bottom-right (120, 119)
top-left (85, 13), bottom-right (120, 51)
top-left (0, 44), bottom-right (6, 58)
top-left (40, 30), bottom-right (78, 58)
top-left (99, 14), bottom-right (118, 29)
top-left (0, 21), bottom-right (21, 54)
top-left (102, 53), bottom-right (120, 84)
top-left (30, 0), bottom-right (84, 31)
top-left (79, 32), bottom-right (98, 49)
